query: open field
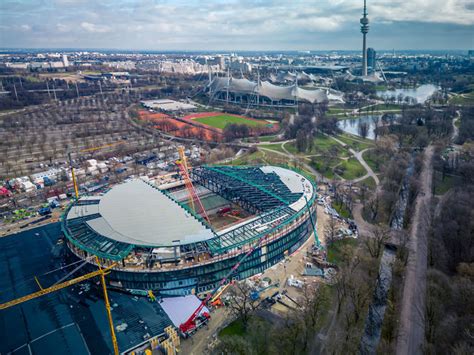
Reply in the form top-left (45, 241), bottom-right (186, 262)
top-left (337, 158), bottom-right (366, 180)
top-left (258, 143), bottom-right (287, 154)
top-left (337, 133), bottom-right (374, 151)
top-left (190, 113), bottom-right (268, 130)
top-left (286, 133), bottom-right (348, 157)
top-left (449, 92), bottom-right (474, 105)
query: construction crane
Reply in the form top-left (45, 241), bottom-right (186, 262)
top-left (179, 229), bottom-right (274, 336)
top-left (180, 187), bottom-right (318, 337)
top-left (176, 146), bottom-right (210, 223)
top-left (0, 257), bottom-right (120, 355)
top-left (67, 141), bottom-right (125, 200)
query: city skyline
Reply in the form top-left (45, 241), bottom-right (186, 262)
top-left (1, 0), bottom-right (473, 51)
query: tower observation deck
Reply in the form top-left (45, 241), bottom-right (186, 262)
top-left (360, 0), bottom-right (370, 76)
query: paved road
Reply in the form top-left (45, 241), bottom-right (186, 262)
top-left (396, 145), bottom-right (433, 355)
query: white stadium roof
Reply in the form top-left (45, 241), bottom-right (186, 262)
top-left (67, 179), bottom-right (215, 247)
top-left (208, 76), bottom-right (330, 104)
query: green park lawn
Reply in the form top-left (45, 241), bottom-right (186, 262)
top-left (357, 176), bottom-right (377, 190)
top-left (449, 92), bottom-right (474, 106)
top-left (287, 133), bottom-right (348, 157)
top-left (337, 133), bottom-right (374, 151)
top-left (258, 135), bottom-right (280, 142)
top-left (259, 143), bottom-right (286, 154)
top-left (337, 158), bottom-right (366, 180)
top-left (194, 114), bottom-right (266, 129)
top-left (327, 238), bottom-right (358, 264)
top-left (362, 150), bottom-right (383, 174)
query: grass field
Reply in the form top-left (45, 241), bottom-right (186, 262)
top-left (337, 158), bottom-right (366, 180)
top-left (449, 92), bottom-right (474, 106)
top-left (357, 176), bottom-right (377, 190)
top-left (219, 319), bottom-right (246, 337)
top-left (327, 238), bottom-right (358, 264)
top-left (257, 134), bottom-right (280, 142)
top-left (194, 114), bottom-right (266, 130)
top-left (258, 143), bottom-right (286, 154)
top-left (286, 133), bottom-right (348, 157)
top-left (337, 133), bottom-right (374, 151)
top-left (433, 171), bottom-right (458, 195)
top-left (362, 150), bottom-right (383, 174)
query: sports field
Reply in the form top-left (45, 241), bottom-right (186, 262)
top-left (192, 114), bottom-right (267, 130)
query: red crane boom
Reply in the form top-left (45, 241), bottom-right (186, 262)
top-left (179, 231), bottom-right (270, 336)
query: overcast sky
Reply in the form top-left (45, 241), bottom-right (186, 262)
top-left (1, 0), bottom-right (473, 51)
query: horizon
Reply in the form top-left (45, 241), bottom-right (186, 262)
top-left (0, 48), bottom-right (471, 54)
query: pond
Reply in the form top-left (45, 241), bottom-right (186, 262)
top-left (338, 114), bottom-right (400, 140)
top-left (376, 84), bottom-right (439, 104)
top-left (338, 115), bottom-right (378, 140)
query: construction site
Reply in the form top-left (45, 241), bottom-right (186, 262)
top-left (0, 140), bottom-right (349, 355)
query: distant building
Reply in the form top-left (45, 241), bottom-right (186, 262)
top-left (62, 54), bottom-right (69, 67)
top-left (141, 99), bottom-right (196, 112)
top-left (468, 50), bottom-right (474, 59)
top-left (367, 48), bottom-right (376, 69)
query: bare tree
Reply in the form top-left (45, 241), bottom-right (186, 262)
top-left (226, 281), bottom-right (261, 330)
top-left (364, 225), bottom-right (390, 258)
top-left (358, 121), bottom-right (369, 140)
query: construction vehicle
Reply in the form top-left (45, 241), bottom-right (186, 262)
top-left (148, 290), bottom-right (157, 302)
top-left (0, 257), bottom-right (120, 355)
top-left (178, 227), bottom-right (276, 337)
top-left (250, 283), bottom-right (280, 301)
top-left (209, 282), bottom-right (233, 307)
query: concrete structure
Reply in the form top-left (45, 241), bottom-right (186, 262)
top-left (360, 0), bottom-right (370, 76)
top-left (62, 166), bottom-right (318, 296)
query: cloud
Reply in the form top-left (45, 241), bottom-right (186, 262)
top-left (0, 0), bottom-right (473, 49)
top-left (80, 22), bottom-right (111, 33)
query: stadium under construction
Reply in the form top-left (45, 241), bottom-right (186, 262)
top-left (62, 165), bottom-right (318, 297)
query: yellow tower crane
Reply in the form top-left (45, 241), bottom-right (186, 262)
top-left (0, 257), bottom-right (120, 355)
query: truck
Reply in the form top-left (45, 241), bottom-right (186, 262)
top-left (38, 207), bottom-right (52, 216)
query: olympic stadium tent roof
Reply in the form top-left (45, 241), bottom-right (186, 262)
top-left (208, 76), bottom-right (330, 104)
top-left (67, 179), bottom-right (215, 247)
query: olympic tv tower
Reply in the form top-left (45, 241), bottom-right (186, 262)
top-left (360, 0), bottom-right (369, 76)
